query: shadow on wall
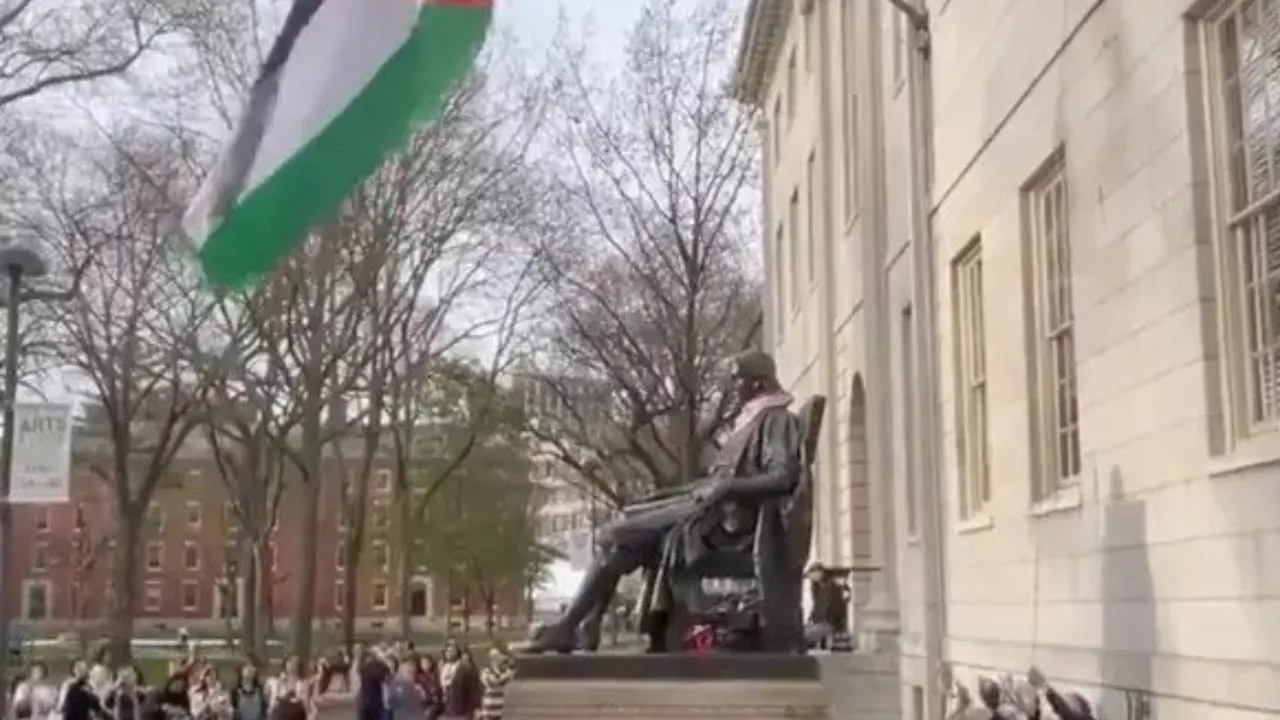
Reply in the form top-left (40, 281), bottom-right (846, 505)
top-left (1098, 467), bottom-right (1154, 720)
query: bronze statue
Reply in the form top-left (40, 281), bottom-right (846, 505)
top-left (524, 350), bottom-right (813, 654)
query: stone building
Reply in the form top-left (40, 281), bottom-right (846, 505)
top-left (735, 0), bottom-right (1280, 718)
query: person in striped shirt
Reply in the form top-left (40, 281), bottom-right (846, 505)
top-left (478, 647), bottom-right (513, 720)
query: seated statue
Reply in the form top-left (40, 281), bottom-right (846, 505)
top-left (524, 350), bottom-right (814, 654)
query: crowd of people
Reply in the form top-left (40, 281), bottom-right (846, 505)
top-left (5, 638), bottom-right (516, 720)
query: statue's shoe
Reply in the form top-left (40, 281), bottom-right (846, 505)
top-left (516, 624), bottom-right (577, 654)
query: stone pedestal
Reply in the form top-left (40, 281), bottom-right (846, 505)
top-left (507, 655), bottom-right (827, 719)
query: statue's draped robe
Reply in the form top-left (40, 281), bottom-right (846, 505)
top-left (636, 404), bottom-right (811, 651)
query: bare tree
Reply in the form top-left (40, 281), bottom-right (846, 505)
top-left (200, 368), bottom-right (290, 659)
top-left (529, 0), bottom-right (761, 503)
top-left (326, 67), bottom-right (546, 638)
top-left (0, 0), bottom-right (171, 110)
top-left (20, 126), bottom-right (220, 661)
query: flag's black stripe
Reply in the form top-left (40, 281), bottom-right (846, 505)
top-left (209, 0), bottom-right (327, 216)
top-left (260, 0), bottom-right (326, 80)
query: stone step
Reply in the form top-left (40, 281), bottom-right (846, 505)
top-left (513, 652), bottom-right (819, 681)
top-left (506, 679), bottom-right (828, 719)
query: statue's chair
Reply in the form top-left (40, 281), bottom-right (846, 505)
top-left (646, 395), bottom-right (826, 652)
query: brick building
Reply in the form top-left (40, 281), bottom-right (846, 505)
top-left (5, 421), bottom-right (527, 633)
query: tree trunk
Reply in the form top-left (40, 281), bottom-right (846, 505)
top-left (395, 461), bottom-right (413, 637)
top-left (340, 469), bottom-right (368, 654)
top-left (291, 409), bottom-right (323, 665)
top-left (240, 540), bottom-right (266, 662)
top-left (108, 518), bottom-right (142, 664)
top-left (444, 572), bottom-right (454, 630)
top-left (484, 591), bottom-right (495, 634)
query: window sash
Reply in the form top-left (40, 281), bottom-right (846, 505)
top-left (954, 248), bottom-right (989, 518)
top-left (1207, 1), bottom-right (1280, 432)
top-left (1028, 164), bottom-right (1081, 498)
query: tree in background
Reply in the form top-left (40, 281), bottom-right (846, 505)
top-left (527, 0), bottom-right (762, 505)
top-left (409, 365), bottom-right (549, 632)
top-left (15, 127), bottom-right (227, 662)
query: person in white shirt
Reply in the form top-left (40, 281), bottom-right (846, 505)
top-left (12, 662), bottom-right (58, 720)
top-left (88, 650), bottom-right (114, 700)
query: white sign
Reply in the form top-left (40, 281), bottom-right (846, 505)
top-left (9, 403), bottom-right (73, 504)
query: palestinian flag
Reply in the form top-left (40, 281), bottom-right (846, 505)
top-left (183, 0), bottom-right (493, 289)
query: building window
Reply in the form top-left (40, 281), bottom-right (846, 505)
top-left (31, 542), bottom-right (48, 573)
top-left (73, 503), bottom-right (86, 531)
top-left (144, 581), bottom-right (163, 613)
top-left (806, 150), bottom-right (817, 284)
top-left (772, 95), bottom-right (782, 163)
top-left (185, 501), bottom-right (202, 530)
top-left (1204, 1), bottom-right (1280, 436)
top-left (372, 582), bottom-right (388, 611)
top-left (774, 223), bottom-right (786, 337)
top-left (789, 189), bottom-right (801, 309)
top-left (372, 540), bottom-right (389, 571)
top-left (146, 542), bottom-right (164, 572)
top-left (372, 469), bottom-right (392, 494)
top-left (901, 305), bottom-right (918, 537)
top-left (334, 582), bottom-right (345, 611)
top-left (147, 505), bottom-right (165, 533)
top-left (335, 543), bottom-right (346, 571)
top-left (222, 502), bottom-right (236, 529)
top-left (1024, 154), bottom-right (1081, 499)
top-left (23, 581), bottom-right (49, 621)
top-left (34, 509), bottom-right (50, 534)
top-left (840, 0), bottom-right (859, 218)
top-left (952, 240), bottom-right (990, 519)
top-left (786, 46), bottom-right (798, 120)
top-left (184, 542), bottom-right (201, 571)
top-left (371, 500), bottom-right (390, 531)
top-left (182, 580), bottom-right (199, 612)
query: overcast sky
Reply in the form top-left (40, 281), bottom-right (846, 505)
top-left (495, 0), bottom-right (645, 66)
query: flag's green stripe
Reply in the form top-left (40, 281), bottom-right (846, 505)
top-left (198, 5), bottom-right (490, 289)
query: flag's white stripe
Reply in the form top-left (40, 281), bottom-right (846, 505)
top-left (239, 0), bottom-right (416, 198)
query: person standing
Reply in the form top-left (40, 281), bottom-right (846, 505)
top-left (59, 661), bottom-right (106, 720)
top-left (141, 674), bottom-right (191, 720)
top-left (478, 647), bottom-right (514, 720)
top-left (385, 662), bottom-right (426, 720)
top-left (12, 662), bottom-right (57, 720)
top-left (88, 651), bottom-right (114, 702)
top-left (436, 642), bottom-right (479, 720)
top-left (354, 649), bottom-right (389, 720)
top-left (103, 668), bottom-right (146, 720)
top-left (229, 665), bottom-right (266, 720)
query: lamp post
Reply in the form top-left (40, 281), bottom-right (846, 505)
top-left (0, 241), bottom-right (51, 720)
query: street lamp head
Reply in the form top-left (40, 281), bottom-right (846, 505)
top-left (0, 241), bottom-right (47, 279)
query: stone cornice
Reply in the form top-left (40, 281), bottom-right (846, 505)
top-left (731, 0), bottom-right (790, 106)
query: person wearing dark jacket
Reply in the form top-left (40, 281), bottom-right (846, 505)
top-left (59, 665), bottom-right (106, 720)
top-left (142, 674), bottom-right (191, 720)
top-left (436, 643), bottom-right (481, 720)
top-left (355, 649), bottom-right (390, 720)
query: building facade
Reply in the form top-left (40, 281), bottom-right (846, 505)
top-left (736, 0), bottom-right (1280, 718)
top-left (5, 423), bottom-right (525, 634)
